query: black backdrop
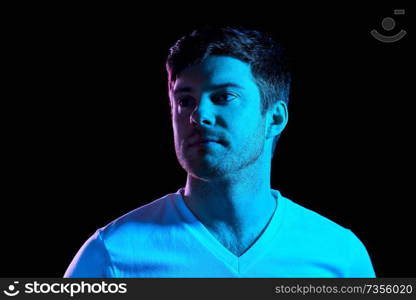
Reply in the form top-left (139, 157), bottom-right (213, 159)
top-left (2, 4), bottom-right (413, 277)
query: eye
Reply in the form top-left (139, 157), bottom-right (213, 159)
top-left (177, 95), bottom-right (195, 108)
top-left (211, 92), bottom-right (238, 103)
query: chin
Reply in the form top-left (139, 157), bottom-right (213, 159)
top-left (181, 158), bottom-right (227, 180)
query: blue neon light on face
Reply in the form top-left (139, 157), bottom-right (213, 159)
top-left (170, 55), bottom-right (269, 179)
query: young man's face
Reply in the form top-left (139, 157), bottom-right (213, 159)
top-left (170, 55), bottom-right (270, 180)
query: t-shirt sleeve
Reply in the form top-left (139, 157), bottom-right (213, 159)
top-left (64, 229), bottom-right (113, 278)
top-left (346, 229), bottom-right (376, 278)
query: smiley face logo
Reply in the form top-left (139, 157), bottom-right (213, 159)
top-left (3, 281), bottom-right (20, 297)
top-left (371, 9), bottom-right (407, 43)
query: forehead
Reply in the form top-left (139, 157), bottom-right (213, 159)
top-left (172, 56), bottom-right (257, 92)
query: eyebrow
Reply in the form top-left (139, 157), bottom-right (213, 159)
top-left (173, 83), bottom-right (244, 96)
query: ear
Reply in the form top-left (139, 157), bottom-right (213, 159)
top-left (266, 100), bottom-right (288, 139)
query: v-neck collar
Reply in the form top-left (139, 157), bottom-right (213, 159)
top-left (173, 187), bottom-right (287, 275)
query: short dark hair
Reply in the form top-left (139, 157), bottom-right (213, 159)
top-left (166, 26), bottom-right (291, 157)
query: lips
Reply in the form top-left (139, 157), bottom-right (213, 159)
top-left (188, 137), bottom-right (223, 148)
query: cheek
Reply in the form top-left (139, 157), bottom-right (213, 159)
top-left (172, 106), bottom-right (189, 124)
top-left (237, 117), bottom-right (266, 144)
top-left (172, 109), bottom-right (183, 130)
top-left (235, 112), bottom-right (262, 132)
top-left (172, 116), bottom-right (188, 144)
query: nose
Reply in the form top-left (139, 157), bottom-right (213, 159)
top-left (190, 96), bottom-right (215, 127)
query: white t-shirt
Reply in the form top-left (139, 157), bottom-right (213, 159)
top-left (64, 188), bottom-right (376, 277)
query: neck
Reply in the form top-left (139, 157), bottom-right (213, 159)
top-left (181, 154), bottom-right (277, 242)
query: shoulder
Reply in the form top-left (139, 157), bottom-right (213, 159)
top-left (278, 192), bottom-right (375, 277)
top-left (64, 191), bottom-right (183, 278)
top-left (277, 192), bottom-right (355, 255)
top-left (98, 191), bottom-right (182, 244)
top-left (282, 194), bottom-right (351, 238)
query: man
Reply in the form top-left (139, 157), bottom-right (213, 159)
top-left (64, 26), bottom-right (376, 277)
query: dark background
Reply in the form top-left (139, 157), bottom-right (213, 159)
top-left (2, 4), bottom-right (413, 277)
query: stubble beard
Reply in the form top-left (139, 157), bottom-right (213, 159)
top-left (175, 130), bottom-right (266, 181)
